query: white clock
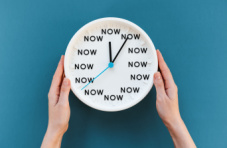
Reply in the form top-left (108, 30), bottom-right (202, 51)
top-left (64, 17), bottom-right (158, 111)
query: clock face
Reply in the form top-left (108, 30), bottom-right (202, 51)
top-left (64, 17), bottom-right (158, 111)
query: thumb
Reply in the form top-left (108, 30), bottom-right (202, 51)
top-left (153, 72), bottom-right (166, 98)
top-left (59, 78), bottom-right (71, 104)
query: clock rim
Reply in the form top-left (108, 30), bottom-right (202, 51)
top-left (64, 17), bottom-right (158, 112)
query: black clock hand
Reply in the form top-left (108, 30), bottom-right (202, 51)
top-left (109, 42), bottom-right (112, 62)
top-left (112, 38), bottom-right (128, 63)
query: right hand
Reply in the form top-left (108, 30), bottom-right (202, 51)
top-left (153, 50), bottom-right (181, 127)
top-left (153, 50), bottom-right (196, 148)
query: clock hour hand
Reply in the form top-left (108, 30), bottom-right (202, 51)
top-left (109, 42), bottom-right (112, 63)
top-left (112, 38), bottom-right (128, 63)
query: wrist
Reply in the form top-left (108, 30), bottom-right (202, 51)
top-left (164, 116), bottom-right (196, 148)
top-left (41, 127), bottom-right (64, 148)
top-left (45, 129), bottom-right (63, 143)
top-left (46, 126), bottom-right (64, 138)
top-left (47, 122), bottom-right (68, 136)
top-left (164, 115), bottom-right (183, 130)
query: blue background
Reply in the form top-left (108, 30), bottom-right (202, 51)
top-left (0, 0), bottom-right (227, 147)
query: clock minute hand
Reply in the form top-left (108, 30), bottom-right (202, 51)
top-left (112, 38), bottom-right (128, 63)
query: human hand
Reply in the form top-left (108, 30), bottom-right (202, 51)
top-left (41, 55), bottom-right (71, 148)
top-left (153, 50), bottom-right (180, 127)
top-left (153, 50), bottom-right (196, 148)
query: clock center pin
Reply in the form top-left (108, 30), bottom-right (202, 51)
top-left (108, 62), bottom-right (114, 68)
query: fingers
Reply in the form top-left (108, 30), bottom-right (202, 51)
top-left (156, 50), bottom-right (175, 89)
top-left (58, 78), bottom-right (71, 105)
top-left (154, 72), bottom-right (166, 98)
top-left (48, 56), bottom-right (64, 103)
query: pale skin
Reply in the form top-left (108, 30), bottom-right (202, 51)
top-left (41, 50), bottom-right (196, 148)
top-left (153, 50), bottom-right (196, 148)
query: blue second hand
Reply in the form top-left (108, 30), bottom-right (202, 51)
top-left (81, 66), bottom-right (110, 90)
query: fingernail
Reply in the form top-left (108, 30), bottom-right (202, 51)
top-left (155, 73), bottom-right (161, 80)
top-left (63, 78), bottom-right (69, 86)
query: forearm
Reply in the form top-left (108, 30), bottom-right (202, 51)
top-left (166, 118), bottom-right (196, 148)
top-left (41, 128), bottom-right (63, 148)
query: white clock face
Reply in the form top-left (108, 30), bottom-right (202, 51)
top-left (64, 18), bottom-right (158, 111)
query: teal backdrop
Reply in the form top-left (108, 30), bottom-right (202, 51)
top-left (0, 0), bottom-right (227, 147)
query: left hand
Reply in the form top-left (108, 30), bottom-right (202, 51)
top-left (41, 55), bottom-right (71, 148)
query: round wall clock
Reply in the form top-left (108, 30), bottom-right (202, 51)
top-left (64, 17), bottom-right (158, 111)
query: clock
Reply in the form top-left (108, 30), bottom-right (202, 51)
top-left (64, 17), bottom-right (158, 111)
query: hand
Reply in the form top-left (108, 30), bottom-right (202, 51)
top-left (153, 50), bottom-right (180, 126)
top-left (153, 50), bottom-right (196, 148)
top-left (41, 55), bottom-right (71, 148)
